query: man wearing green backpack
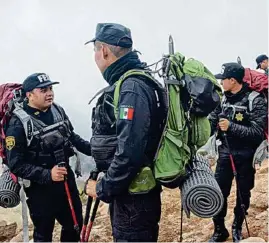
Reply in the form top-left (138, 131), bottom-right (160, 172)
top-left (84, 23), bottom-right (166, 242)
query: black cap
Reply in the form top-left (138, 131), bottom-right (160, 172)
top-left (215, 63), bottom-right (245, 81)
top-left (23, 73), bottom-right (59, 92)
top-left (256, 54), bottom-right (268, 69)
top-left (85, 23), bottom-right (133, 48)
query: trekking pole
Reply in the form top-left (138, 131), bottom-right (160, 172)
top-left (218, 114), bottom-right (250, 237)
top-left (81, 196), bottom-right (93, 242)
top-left (237, 56), bottom-right (242, 65)
top-left (179, 205), bottom-right (184, 242)
top-left (81, 169), bottom-right (99, 242)
top-left (84, 198), bottom-right (100, 242)
top-left (19, 179), bottom-right (29, 242)
top-left (57, 161), bottom-right (80, 235)
top-left (55, 148), bottom-right (80, 236)
top-left (169, 35), bottom-right (174, 55)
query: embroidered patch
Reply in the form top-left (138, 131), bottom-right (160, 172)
top-left (235, 112), bottom-right (244, 122)
top-left (119, 107), bottom-right (134, 120)
top-left (5, 136), bottom-right (15, 150)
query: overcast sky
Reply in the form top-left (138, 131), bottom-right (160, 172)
top-left (0, 0), bottom-right (268, 139)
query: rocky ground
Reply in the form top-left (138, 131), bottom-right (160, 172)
top-left (0, 160), bottom-right (268, 242)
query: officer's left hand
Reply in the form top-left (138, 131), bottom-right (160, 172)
top-left (86, 179), bottom-right (97, 198)
top-left (219, 118), bottom-right (230, 132)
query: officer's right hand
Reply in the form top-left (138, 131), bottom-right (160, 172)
top-left (51, 165), bottom-right (68, 182)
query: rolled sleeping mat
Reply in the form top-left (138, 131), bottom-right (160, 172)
top-left (180, 154), bottom-right (224, 218)
top-left (0, 167), bottom-right (21, 208)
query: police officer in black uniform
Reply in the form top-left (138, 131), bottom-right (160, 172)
top-left (5, 73), bottom-right (92, 242)
top-left (85, 23), bottom-right (166, 242)
top-left (208, 63), bottom-right (267, 242)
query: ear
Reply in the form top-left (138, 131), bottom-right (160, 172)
top-left (26, 91), bottom-right (33, 100)
top-left (230, 78), bottom-right (237, 84)
top-left (102, 45), bottom-right (109, 60)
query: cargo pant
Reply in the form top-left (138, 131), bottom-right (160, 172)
top-left (110, 189), bottom-right (161, 242)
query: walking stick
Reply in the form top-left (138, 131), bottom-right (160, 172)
top-left (57, 161), bottom-right (80, 235)
top-left (54, 148), bottom-right (80, 236)
top-left (179, 204), bottom-right (184, 242)
top-left (84, 198), bottom-right (100, 242)
top-left (81, 169), bottom-right (99, 242)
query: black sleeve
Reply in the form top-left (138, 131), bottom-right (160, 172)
top-left (5, 117), bottom-right (52, 184)
top-left (60, 107), bottom-right (92, 156)
top-left (208, 104), bottom-right (222, 135)
top-left (69, 132), bottom-right (91, 156)
top-left (228, 96), bottom-right (267, 142)
top-left (96, 78), bottom-right (151, 203)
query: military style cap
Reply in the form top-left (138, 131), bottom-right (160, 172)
top-left (85, 23), bottom-right (133, 48)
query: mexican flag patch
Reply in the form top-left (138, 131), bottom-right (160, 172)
top-left (119, 107), bottom-right (134, 120)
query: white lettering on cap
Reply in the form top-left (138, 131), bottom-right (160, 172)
top-left (37, 74), bottom-right (50, 82)
top-left (220, 65), bottom-right (225, 74)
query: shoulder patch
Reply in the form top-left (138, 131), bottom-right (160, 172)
top-left (5, 136), bottom-right (15, 150)
top-left (119, 106), bottom-right (134, 120)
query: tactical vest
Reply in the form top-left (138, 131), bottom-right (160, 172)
top-left (90, 85), bottom-right (117, 172)
top-left (221, 91), bottom-right (260, 126)
top-left (11, 103), bottom-right (75, 169)
top-left (221, 90), bottom-right (266, 151)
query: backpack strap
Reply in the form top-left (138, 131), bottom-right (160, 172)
top-left (248, 91), bottom-right (260, 112)
top-left (51, 103), bottom-right (65, 123)
top-left (31, 120), bottom-right (66, 136)
top-left (88, 86), bottom-right (110, 105)
top-left (12, 104), bottom-right (34, 146)
top-left (221, 95), bottom-right (227, 108)
top-left (113, 69), bottom-right (159, 118)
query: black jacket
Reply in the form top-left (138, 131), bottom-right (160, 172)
top-left (5, 103), bottom-right (91, 185)
top-left (95, 52), bottom-right (165, 203)
top-left (208, 83), bottom-right (267, 151)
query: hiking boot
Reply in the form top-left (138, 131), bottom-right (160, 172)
top-left (208, 219), bottom-right (229, 242)
top-left (232, 215), bottom-right (244, 242)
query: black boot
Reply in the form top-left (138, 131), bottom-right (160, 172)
top-left (232, 215), bottom-right (244, 242)
top-left (208, 219), bottom-right (229, 242)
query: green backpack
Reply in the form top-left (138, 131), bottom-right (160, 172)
top-left (154, 52), bottom-right (222, 188)
top-left (113, 53), bottom-right (222, 192)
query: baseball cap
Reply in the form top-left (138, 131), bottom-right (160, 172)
top-left (215, 63), bottom-right (245, 81)
top-left (256, 54), bottom-right (268, 69)
top-left (23, 73), bottom-right (59, 92)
